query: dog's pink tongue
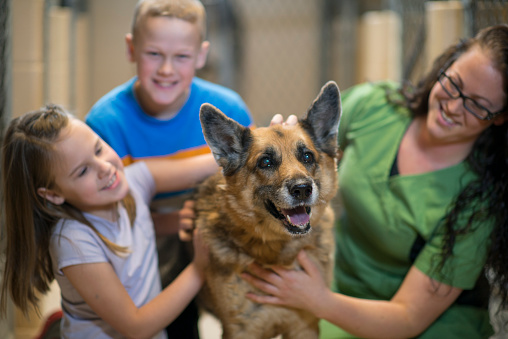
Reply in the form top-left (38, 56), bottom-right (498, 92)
top-left (283, 206), bottom-right (309, 226)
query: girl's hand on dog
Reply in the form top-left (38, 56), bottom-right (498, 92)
top-left (178, 200), bottom-right (196, 242)
top-left (192, 227), bottom-right (209, 278)
top-left (242, 250), bottom-right (333, 317)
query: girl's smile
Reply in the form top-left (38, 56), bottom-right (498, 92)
top-left (103, 172), bottom-right (120, 190)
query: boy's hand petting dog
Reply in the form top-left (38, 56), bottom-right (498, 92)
top-left (178, 199), bottom-right (196, 242)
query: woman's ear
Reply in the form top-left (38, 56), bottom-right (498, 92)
top-left (37, 188), bottom-right (65, 205)
top-left (492, 113), bottom-right (508, 126)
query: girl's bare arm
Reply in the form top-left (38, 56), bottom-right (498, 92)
top-left (63, 229), bottom-right (209, 339)
top-left (145, 153), bottom-right (218, 193)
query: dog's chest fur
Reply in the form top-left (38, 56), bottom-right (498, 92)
top-left (195, 81), bottom-right (341, 339)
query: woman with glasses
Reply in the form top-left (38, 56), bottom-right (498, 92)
top-left (242, 24), bottom-right (508, 338)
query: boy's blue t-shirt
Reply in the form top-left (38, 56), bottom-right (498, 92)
top-left (86, 76), bottom-right (253, 165)
top-left (85, 76), bottom-right (253, 208)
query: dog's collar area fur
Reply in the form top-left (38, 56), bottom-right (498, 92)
top-left (264, 200), bottom-right (312, 235)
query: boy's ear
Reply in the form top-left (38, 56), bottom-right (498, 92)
top-left (37, 188), bottom-right (65, 205)
top-left (196, 41), bottom-right (210, 70)
top-left (125, 33), bottom-right (136, 63)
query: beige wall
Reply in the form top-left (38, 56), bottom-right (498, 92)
top-left (11, 0), bottom-right (44, 119)
top-left (47, 6), bottom-right (72, 110)
top-left (88, 0), bottom-right (137, 112)
top-left (356, 10), bottom-right (402, 83)
top-left (235, 1), bottom-right (322, 126)
top-left (425, 1), bottom-right (464, 73)
top-left (11, 0), bottom-right (136, 121)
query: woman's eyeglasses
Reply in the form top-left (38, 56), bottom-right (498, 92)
top-left (437, 71), bottom-right (504, 120)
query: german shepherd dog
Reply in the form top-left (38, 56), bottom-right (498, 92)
top-left (195, 81), bottom-right (341, 339)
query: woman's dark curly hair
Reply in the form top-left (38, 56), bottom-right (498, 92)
top-left (398, 24), bottom-right (508, 310)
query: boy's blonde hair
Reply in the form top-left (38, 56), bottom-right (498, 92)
top-left (131, 0), bottom-right (207, 42)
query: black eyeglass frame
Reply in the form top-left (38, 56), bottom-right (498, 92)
top-left (437, 70), bottom-right (505, 121)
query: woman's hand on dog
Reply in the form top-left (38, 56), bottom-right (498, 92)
top-left (242, 250), bottom-right (333, 318)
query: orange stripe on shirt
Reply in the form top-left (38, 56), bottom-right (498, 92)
top-left (121, 125), bottom-right (256, 166)
top-left (121, 145), bottom-right (212, 167)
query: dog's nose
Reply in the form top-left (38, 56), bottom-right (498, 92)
top-left (290, 184), bottom-right (312, 200)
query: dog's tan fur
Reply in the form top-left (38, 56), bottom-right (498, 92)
top-left (195, 81), bottom-right (341, 339)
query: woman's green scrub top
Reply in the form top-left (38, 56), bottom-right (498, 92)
top-left (320, 82), bottom-right (494, 339)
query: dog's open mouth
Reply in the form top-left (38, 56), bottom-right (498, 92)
top-left (265, 200), bottom-right (312, 235)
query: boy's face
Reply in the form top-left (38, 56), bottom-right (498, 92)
top-left (126, 16), bottom-right (209, 118)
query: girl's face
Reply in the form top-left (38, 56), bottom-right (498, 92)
top-left (127, 16), bottom-right (209, 118)
top-left (426, 46), bottom-right (506, 147)
top-left (38, 119), bottom-right (129, 221)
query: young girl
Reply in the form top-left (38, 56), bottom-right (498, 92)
top-left (0, 104), bottom-right (217, 338)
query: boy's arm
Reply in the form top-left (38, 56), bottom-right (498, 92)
top-left (144, 153), bottom-right (219, 193)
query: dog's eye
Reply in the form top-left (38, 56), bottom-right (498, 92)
top-left (303, 152), bottom-right (314, 164)
top-left (258, 156), bottom-right (273, 168)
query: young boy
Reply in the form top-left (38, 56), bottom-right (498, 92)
top-left (85, 0), bottom-right (253, 337)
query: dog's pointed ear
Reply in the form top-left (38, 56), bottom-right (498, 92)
top-left (200, 104), bottom-right (251, 176)
top-left (300, 81), bottom-right (341, 158)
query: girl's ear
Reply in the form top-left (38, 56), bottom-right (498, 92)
top-left (125, 33), bottom-right (136, 63)
top-left (196, 40), bottom-right (210, 70)
top-left (37, 188), bottom-right (65, 205)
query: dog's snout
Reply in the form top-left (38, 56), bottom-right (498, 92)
top-left (290, 184), bottom-right (312, 200)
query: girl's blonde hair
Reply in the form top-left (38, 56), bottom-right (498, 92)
top-left (0, 104), bottom-right (136, 316)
